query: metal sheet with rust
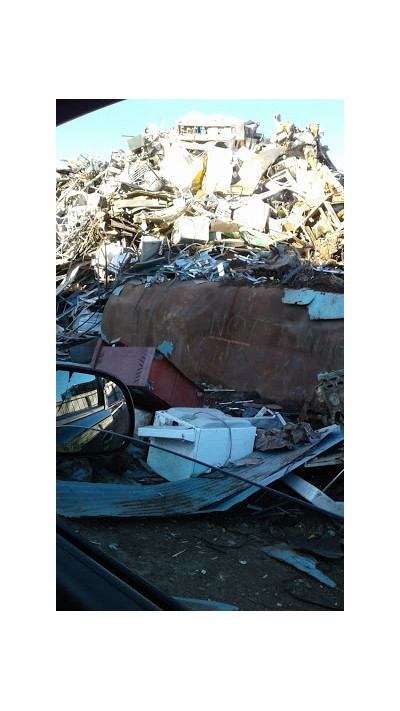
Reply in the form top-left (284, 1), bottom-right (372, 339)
top-left (101, 283), bottom-right (344, 410)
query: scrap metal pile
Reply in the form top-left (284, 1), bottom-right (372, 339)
top-left (56, 112), bottom-right (344, 358)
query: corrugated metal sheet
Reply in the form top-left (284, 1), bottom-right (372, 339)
top-left (101, 282), bottom-right (344, 410)
top-left (56, 425), bottom-right (343, 518)
top-left (226, 425), bottom-right (343, 488)
top-left (57, 474), bottom-right (251, 518)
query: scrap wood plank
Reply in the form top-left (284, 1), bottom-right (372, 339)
top-left (109, 219), bottom-right (138, 233)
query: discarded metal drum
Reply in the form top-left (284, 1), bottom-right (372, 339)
top-left (101, 282), bottom-right (344, 411)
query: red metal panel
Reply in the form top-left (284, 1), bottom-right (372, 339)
top-left (101, 282), bottom-right (344, 411)
top-left (90, 341), bottom-right (204, 410)
top-left (91, 343), bottom-right (154, 386)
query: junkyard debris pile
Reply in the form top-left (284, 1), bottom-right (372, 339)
top-left (56, 111), bottom-right (343, 358)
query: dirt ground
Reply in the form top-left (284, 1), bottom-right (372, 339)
top-left (57, 485), bottom-right (344, 611)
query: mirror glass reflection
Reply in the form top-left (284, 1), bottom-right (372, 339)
top-left (56, 370), bottom-right (130, 455)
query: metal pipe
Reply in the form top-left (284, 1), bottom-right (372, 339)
top-left (322, 468), bottom-right (344, 493)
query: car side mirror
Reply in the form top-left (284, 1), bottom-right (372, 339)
top-left (56, 362), bottom-right (135, 456)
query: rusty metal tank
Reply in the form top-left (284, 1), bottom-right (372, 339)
top-left (101, 282), bottom-right (344, 411)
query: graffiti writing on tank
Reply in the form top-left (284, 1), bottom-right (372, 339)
top-left (210, 313), bottom-right (264, 340)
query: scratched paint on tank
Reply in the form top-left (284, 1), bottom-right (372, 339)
top-left (101, 282), bottom-right (344, 410)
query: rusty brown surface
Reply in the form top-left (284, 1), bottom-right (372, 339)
top-left (101, 282), bottom-right (344, 411)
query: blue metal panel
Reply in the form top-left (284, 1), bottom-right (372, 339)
top-left (57, 476), bottom-right (250, 518)
top-left (283, 289), bottom-right (344, 320)
top-left (282, 289), bottom-right (316, 305)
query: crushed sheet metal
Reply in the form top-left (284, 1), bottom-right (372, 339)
top-left (234, 145), bottom-right (285, 194)
top-left (223, 425), bottom-right (343, 489)
top-left (257, 426), bottom-right (343, 487)
top-left (282, 289), bottom-right (344, 319)
top-left (157, 340), bottom-right (174, 356)
top-left (287, 532), bottom-right (343, 559)
top-left (199, 484), bottom-right (259, 513)
top-left (304, 451), bottom-right (344, 468)
top-left (56, 113), bottom-right (343, 366)
top-left (282, 472), bottom-right (344, 518)
top-left (101, 282), bottom-right (344, 410)
top-left (56, 426), bottom-right (341, 518)
top-left (261, 544), bottom-right (337, 588)
top-left (56, 474), bottom-right (253, 518)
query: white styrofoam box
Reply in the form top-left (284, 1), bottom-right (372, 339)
top-left (138, 407), bottom-right (256, 482)
top-left (232, 196), bottom-right (270, 232)
top-left (173, 215), bottom-right (210, 244)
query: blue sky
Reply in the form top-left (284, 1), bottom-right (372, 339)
top-left (56, 99), bottom-right (344, 169)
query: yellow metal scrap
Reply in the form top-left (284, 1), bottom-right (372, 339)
top-left (281, 120), bottom-right (294, 135)
top-left (192, 153), bottom-right (207, 192)
top-left (303, 145), bottom-right (318, 169)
